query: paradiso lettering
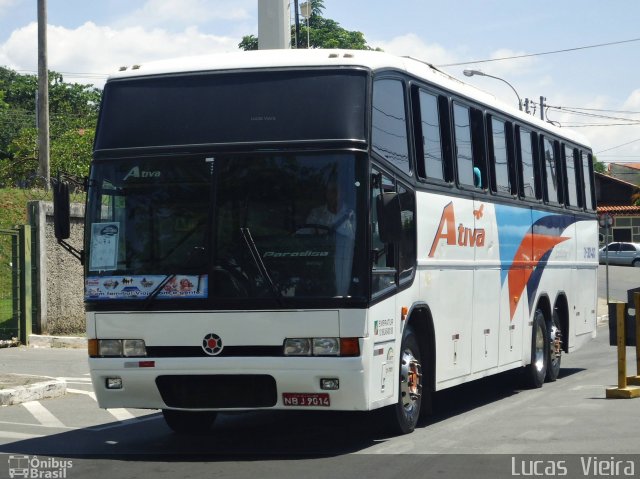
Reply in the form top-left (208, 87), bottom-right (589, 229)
top-left (428, 202), bottom-right (486, 257)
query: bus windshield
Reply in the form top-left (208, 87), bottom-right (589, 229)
top-left (85, 153), bottom-right (367, 302)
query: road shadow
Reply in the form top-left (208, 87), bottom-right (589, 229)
top-left (0, 367), bottom-right (588, 460)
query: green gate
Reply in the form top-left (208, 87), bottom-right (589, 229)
top-left (0, 226), bottom-right (32, 344)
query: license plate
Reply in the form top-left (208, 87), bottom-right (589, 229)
top-left (282, 393), bottom-right (330, 407)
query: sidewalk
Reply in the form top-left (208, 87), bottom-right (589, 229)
top-left (0, 297), bottom-right (612, 407)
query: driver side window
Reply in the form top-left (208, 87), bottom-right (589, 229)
top-left (371, 169), bottom-right (397, 296)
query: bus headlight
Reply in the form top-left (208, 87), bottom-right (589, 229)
top-left (284, 338), bottom-right (311, 356)
top-left (123, 339), bottom-right (147, 357)
top-left (94, 339), bottom-right (147, 357)
top-left (313, 338), bottom-right (339, 356)
top-left (284, 337), bottom-right (359, 356)
top-left (98, 339), bottom-right (123, 357)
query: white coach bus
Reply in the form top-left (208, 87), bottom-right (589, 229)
top-left (54, 49), bottom-right (598, 435)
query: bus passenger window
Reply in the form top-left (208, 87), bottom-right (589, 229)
top-left (517, 128), bottom-right (536, 199)
top-left (581, 151), bottom-right (595, 210)
top-left (417, 90), bottom-right (445, 181)
top-left (372, 79), bottom-right (410, 175)
top-left (542, 138), bottom-right (560, 204)
top-left (490, 117), bottom-right (511, 194)
top-left (564, 145), bottom-right (579, 207)
top-left (453, 103), bottom-right (474, 187)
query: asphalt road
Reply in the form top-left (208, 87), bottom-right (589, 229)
top-left (0, 266), bottom-right (637, 478)
top-left (598, 263), bottom-right (640, 302)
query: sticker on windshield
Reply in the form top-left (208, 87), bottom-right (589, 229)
top-left (89, 222), bottom-right (119, 271)
top-left (85, 274), bottom-right (208, 300)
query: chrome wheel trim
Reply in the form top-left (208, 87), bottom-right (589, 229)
top-left (400, 348), bottom-right (422, 413)
top-left (533, 323), bottom-right (546, 373)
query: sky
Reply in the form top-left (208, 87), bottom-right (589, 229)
top-left (0, 0), bottom-right (639, 163)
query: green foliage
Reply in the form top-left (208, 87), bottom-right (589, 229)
top-left (593, 155), bottom-right (606, 174)
top-left (239, 34), bottom-right (258, 51)
top-left (238, 0), bottom-right (380, 51)
top-left (0, 66), bottom-right (101, 186)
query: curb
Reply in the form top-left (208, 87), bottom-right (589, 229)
top-left (28, 334), bottom-right (87, 349)
top-left (0, 375), bottom-right (67, 406)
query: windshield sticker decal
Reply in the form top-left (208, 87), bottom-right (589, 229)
top-left (89, 222), bottom-right (119, 271)
top-left (85, 274), bottom-right (208, 300)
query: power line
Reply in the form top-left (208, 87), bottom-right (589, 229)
top-left (547, 105), bottom-right (640, 115)
top-left (596, 137), bottom-right (640, 154)
top-left (437, 37), bottom-right (640, 67)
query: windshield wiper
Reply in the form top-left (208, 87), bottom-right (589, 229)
top-left (143, 273), bottom-right (177, 310)
top-left (239, 227), bottom-right (283, 305)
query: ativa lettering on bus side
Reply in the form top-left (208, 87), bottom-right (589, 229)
top-left (428, 202), bottom-right (485, 257)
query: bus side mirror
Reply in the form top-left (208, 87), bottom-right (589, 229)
top-left (53, 180), bottom-right (71, 241)
top-left (376, 192), bottom-right (402, 244)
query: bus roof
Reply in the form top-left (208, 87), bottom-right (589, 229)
top-left (109, 49), bottom-right (591, 148)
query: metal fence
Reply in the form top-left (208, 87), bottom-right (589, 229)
top-left (0, 226), bottom-right (32, 343)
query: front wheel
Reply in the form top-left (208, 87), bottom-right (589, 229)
top-left (162, 409), bottom-right (217, 434)
top-left (526, 309), bottom-right (549, 388)
top-left (384, 326), bottom-right (423, 435)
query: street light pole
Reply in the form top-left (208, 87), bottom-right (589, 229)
top-left (463, 69), bottom-right (522, 111)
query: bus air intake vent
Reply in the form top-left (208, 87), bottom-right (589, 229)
top-left (156, 375), bottom-right (277, 408)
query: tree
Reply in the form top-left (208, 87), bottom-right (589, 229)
top-left (0, 67), bottom-right (101, 186)
top-left (238, 0), bottom-right (380, 51)
top-left (593, 155), bottom-right (606, 174)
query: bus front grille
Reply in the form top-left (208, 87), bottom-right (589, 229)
top-left (156, 374), bottom-right (277, 408)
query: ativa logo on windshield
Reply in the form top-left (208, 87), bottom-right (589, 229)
top-left (123, 166), bottom-right (161, 181)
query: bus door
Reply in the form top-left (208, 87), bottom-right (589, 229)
top-left (368, 167), bottom-right (417, 405)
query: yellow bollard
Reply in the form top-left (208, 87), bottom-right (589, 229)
top-left (606, 302), bottom-right (640, 398)
top-left (627, 293), bottom-right (640, 386)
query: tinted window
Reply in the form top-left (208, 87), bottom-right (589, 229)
top-left (96, 70), bottom-right (367, 150)
top-left (518, 128), bottom-right (536, 198)
top-left (453, 103), bottom-right (474, 186)
top-left (371, 169), bottom-right (397, 295)
top-left (543, 138), bottom-right (559, 203)
top-left (581, 151), bottom-right (594, 210)
top-left (418, 90), bottom-right (444, 180)
top-left (621, 243), bottom-right (636, 252)
top-left (564, 145), bottom-right (579, 207)
top-left (491, 117), bottom-right (510, 194)
top-left (372, 79), bottom-right (410, 174)
top-left (398, 183), bottom-right (416, 283)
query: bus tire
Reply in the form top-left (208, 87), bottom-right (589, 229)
top-left (385, 325), bottom-right (422, 435)
top-left (546, 310), bottom-right (562, 382)
top-left (527, 309), bottom-right (549, 388)
top-left (162, 409), bottom-right (217, 434)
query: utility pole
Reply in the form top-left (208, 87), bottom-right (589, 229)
top-left (37, 0), bottom-right (50, 190)
top-left (539, 96), bottom-right (546, 122)
top-left (294, 0), bottom-right (300, 48)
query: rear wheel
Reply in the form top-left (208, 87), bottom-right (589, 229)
top-left (162, 409), bottom-right (217, 434)
top-left (633, 259), bottom-right (640, 267)
top-left (384, 326), bottom-right (423, 435)
top-left (545, 310), bottom-right (562, 382)
top-left (526, 309), bottom-right (549, 388)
